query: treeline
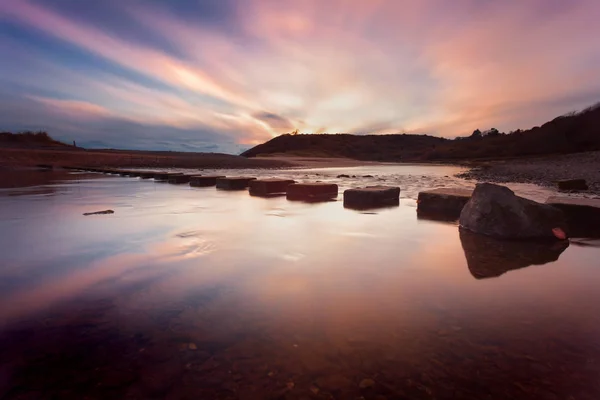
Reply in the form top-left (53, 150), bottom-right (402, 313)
top-left (0, 131), bottom-right (73, 148)
top-left (242, 102), bottom-right (600, 161)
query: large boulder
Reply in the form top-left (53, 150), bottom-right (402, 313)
top-left (459, 183), bottom-right (568, 239)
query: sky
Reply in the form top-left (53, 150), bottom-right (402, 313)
top-left (0, 0), bottom-right (599, 153)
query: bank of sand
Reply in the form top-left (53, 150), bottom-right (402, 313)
top-left (458, 151), bottom-right (600, 195)
top-left (0, 147), bottom-right (292, 170)
top-left (0, 147), bottom-right (396, 170)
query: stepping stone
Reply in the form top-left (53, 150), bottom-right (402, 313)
top-left (190, 175), bottom-right (225, 187)
top-left (216, 177), bottom-right (256, 190)
top-left (546, 196), bottom-right (600, 237)
top-left (557, 179), bottom-right (588, 191)
top-left (154, 172), bottom-right (183, 181)
top-left (417, 188), bottom-right (473, 220)
top-left (249, 179), bottom-right (296, 197)
top-left (343, 186), bottom-right (400, 209)
top-left (138, 171), bottom-right (156, 179)
top-left (286, 183), bottom-right (338, 201)
top-left (127, 171), bottom-right (143, 177)
top-left (168, 174), bottom-right (193, 184)
top-left (118, 170), bottom-right (134, 176)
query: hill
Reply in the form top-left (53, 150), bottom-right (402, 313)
top-left (242, 133), bottom-right (447, 162)
top-left (0, 131), bottom-right (74, 149)
top-left (242, 103), bottom-right (600, 161)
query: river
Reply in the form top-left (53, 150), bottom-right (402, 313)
top-left (0, 166), bottom-right (599, 399)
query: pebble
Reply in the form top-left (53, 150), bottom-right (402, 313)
top-left (188, 343), bottom-right (198, 350)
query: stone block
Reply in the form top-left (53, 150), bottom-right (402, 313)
top-left (417, 188), bottom-right (472, 220)
top-left (168, 174), bottom-right (192, 184)
top-left (557, 179), bottom-right (588, 191)
top-left (190, 175), bottom-right (225, 187)
top-left (286, 183), bottom-right (338, 201)
top-left (216, 176), bottom-right (256, 190)
top-left (138, 171), bottom-right (156, 179)
top-left (343, 186), bottom-right (400, 209)
top-left (249, 179), bottom-right (296, 197)
top-left (154, 172), bottom-right (183, 181)
top-left (546, 196), bottom-right (600, 237)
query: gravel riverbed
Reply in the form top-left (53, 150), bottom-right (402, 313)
top-left (457, 151), bottom-right (600, 196)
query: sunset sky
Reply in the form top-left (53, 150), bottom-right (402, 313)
top-left (1, 0), bottom-right (599, 153)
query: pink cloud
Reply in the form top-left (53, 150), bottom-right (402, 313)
top-left (28, 95), bottom-right (112, 119)
top-left (2, 0), bottom-right (599, 144)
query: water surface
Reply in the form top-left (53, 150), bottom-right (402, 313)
top-left (0, 166), bottom-right (599, 399)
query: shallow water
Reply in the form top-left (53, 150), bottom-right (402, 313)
top-left (0, 166), bottom-right (599, 399)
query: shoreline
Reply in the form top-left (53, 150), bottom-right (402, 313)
top-left (2, 147), bottom-right (598, 196)
top-left (456, 151), bottom-right (600, 196)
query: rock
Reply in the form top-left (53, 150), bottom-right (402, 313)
top-left (546, 196), bottom-right (600, 237)
top-left (168, 174), bottom-right (192, 184)
top-left (190, 175), bottom-right (225, 187)
top-left (459, 229), bottom-right (569, 279)
top-left (188, 343), bottom-right (197, 350)
top-left (286, 183), bottom-right (338, 202)
top-left (216, 176), bottom-right (256, 190)
top-left (343, 186), bottom-right (400, 210)
top-left (139, 171), bottom-right (156, 179)
top-left (459, 183), bottom-right (568, 239)
top-left (557, 179), bottom-right (588, 191)
top-left (249, 178), bottom-right (296, 197)
top-left (417, 188), bottom-right (473, 220)
top-left (359, 378), bottom-right (375, 389)
top-left (362, 175), bottom-right (374, 178)
top-left (83, 210), bottom-right (114, 216)
top-left (337, 174), bottom-right (351, 178)
top-left (154, 172), bottom-right (183, 181)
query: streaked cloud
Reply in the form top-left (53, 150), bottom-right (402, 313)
top-left (0, 0), bottom-right (599, 151)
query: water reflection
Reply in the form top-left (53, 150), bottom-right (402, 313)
top-left (0, 167), bottom-right (599, 399)
top-left (459, 229), bottom-right (570, 279)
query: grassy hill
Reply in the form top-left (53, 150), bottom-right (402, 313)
top-left (242, 103), bottom-right (600, 161)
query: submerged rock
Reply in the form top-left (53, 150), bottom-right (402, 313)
top-left (459, 229), bottom-right (569, 279)
top-left (83, 210), bottom-right (114, 216)
top-left (459, 183), bottom-right (568, 239)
